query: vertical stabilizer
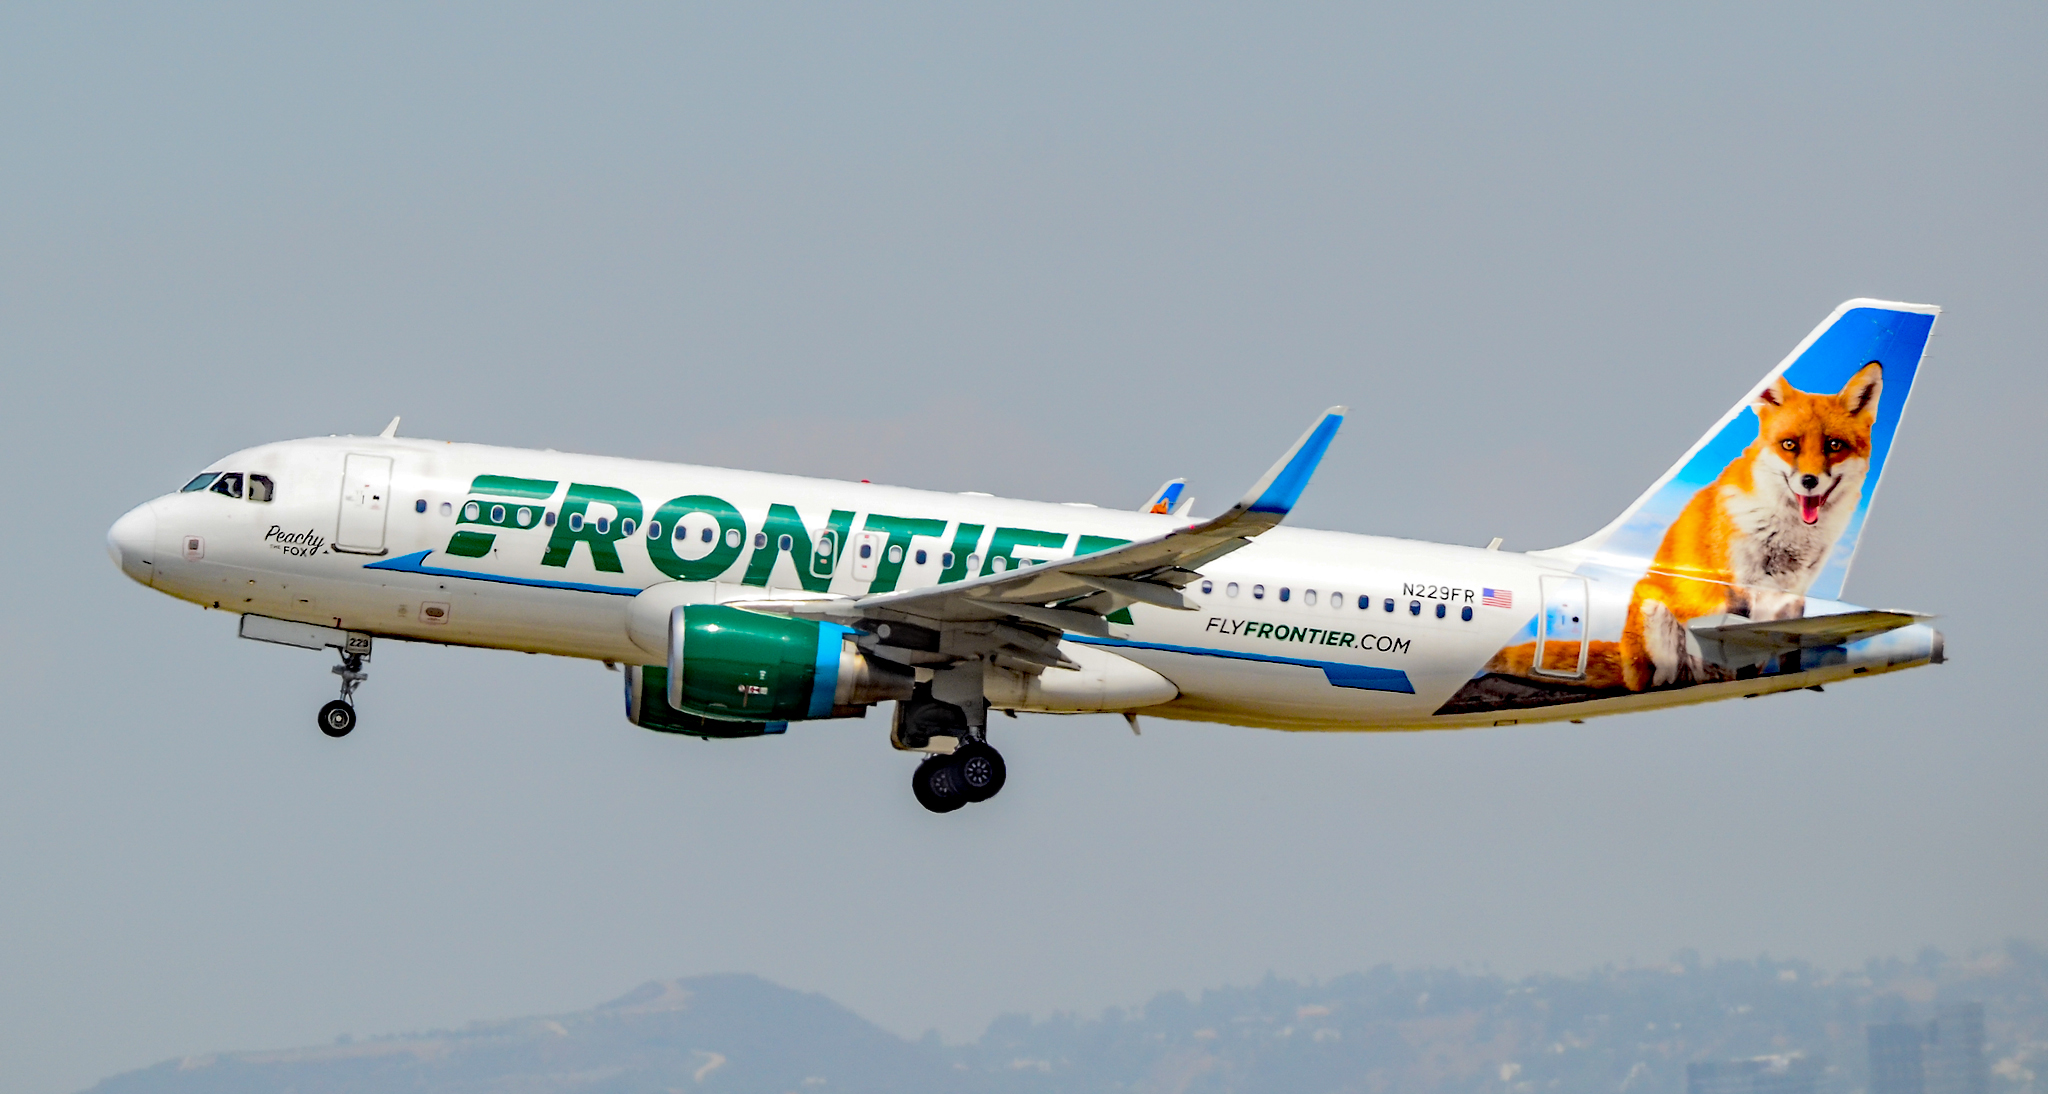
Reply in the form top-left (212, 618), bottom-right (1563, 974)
top-left (1541, 299), bottom-right (1936, 602)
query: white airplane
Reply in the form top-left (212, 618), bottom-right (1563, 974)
top-left (108, 300), bottom-right (1944, 812)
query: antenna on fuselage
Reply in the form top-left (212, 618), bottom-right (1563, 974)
top-left (379, 416), bottom-right (401, 438)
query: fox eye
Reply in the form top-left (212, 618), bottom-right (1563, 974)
top-left (1825, 437), bottom-right (1845, 453)
top-left (1779, 439), bottom-right (1798, 453)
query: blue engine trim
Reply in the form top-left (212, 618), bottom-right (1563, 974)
top-left (807, 622), bottom-right (855, 719)
top-left (364, 550), bottom-right (643, 596)
top-left (1070, 634), bottom-right (1414, 694)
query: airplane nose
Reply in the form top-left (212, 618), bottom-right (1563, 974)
top-left (107, 502), bottom-right (158, 586)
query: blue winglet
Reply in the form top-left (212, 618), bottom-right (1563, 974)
top-left (1244, 408), bottom-right (1346, 516)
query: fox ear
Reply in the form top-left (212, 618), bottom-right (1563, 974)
top-left (1838, 360), bottom-right (1883, 420)
top-left (1752, 376), bottom-right (1793, 413)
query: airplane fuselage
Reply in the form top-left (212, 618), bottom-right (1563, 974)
top-left (108, 434), bottom-right (1940, 733)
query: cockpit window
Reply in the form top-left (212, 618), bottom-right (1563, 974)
top-left (248, 474), bottom-right (275, 502)
top-left (181, 473), bottom-right (219, 492)
top-left (210, 472), bottom-right (244, 499)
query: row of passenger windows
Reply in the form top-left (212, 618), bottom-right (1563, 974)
top-left (1197, 579), bottom-right (1475, 622)
top-left (182, 472), bottom-right (275, 502)
top-left (422, 500), bottom-right (977, 568)
top-left (425, 497), bottom-right (999, 565)
top-left (411, 497), bottom-right (1462, 617)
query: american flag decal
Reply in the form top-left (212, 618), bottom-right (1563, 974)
top-left (1481, 588), bottom-right (1513, 608)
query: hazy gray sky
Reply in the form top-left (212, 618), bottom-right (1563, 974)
top-left (4, 4), bottom-right (2044, 1092)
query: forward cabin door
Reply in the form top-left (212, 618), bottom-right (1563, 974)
top-left (334, 453), bottom-right (394, 555)
top-left (1533, 574), bottom-right (1589, 678)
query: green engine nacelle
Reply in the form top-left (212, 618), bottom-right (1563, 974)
top-left (623, 604), bottom-right (912, 737)
top-left (624, 664), bottom-right (787, 738)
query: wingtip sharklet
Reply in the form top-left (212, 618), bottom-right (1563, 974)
top-left (1239, 406), bottom-right (1346, 516)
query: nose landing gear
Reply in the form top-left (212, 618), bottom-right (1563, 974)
top-left (319, 651), bottom-right (367, 738)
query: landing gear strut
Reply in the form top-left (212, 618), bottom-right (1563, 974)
top-left (319, 651), bottom-right (366, 738)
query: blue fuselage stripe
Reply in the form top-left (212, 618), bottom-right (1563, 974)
top-left (363, 551), bottom-right (643, 596)
top-left (1068, 634), bottom-right (1414, 694)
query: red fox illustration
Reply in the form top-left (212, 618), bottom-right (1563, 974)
top-left (1618, 362), bottom-right (1883, 691)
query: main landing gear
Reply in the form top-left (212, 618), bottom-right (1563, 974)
top-left (319, 651), bottom-right (367, 738)
top-left (896, 685), bottom-right (1006, 813)
top-left (910, 741), bottom-right (1008, 813)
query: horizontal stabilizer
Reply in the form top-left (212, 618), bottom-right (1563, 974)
top-left (1690, 609), bottom-right (1932, 669)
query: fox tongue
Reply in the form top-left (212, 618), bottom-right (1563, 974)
top-left (1800, 493), bottom-right (1822, 525)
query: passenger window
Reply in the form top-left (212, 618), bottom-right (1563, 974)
top-left (517, 507), bottom-right (533, 527)
top-left (465, 502), bottom-right (481, 521)
top-left (1226, 582), bottom-right (1240, 597)
top-left (1383, 598), bottom-right (1394, 612)
top-left (966, 553), bottom-right (982, 572)
top-left (914, 548), bottom-right (927, 565)
top-left (648, 521), bottom-right (663, 540)
top-left (543, 510), bottom-right (554, 526)
top-left (1358, 595), bottom-right (1369, 610)
top-left (701, 526), bottom-right (714, 543)
top-left (1304, 589), bottom-right (1317, 606)
top-left (491, 505), bottom-right (506, 524)
top-left (859, 543), bottom-right (873, 559)
top-left (569, 513), bottom-right (584, 531)
top-left (1278, 587), bottom-right (1291, 602)
top-left (942, 552), bottom-right (955, 569)
top-left (181, 473), bottom-right (219, 492)
top-left (442, 502), bottom-right (455, 517)
top-left (755, 532), bottom-right (768, 549)
top-left (621, 519), bottom-right (636, 536)
top-left (415, 499), bottom-right (427, 513)
top-left (1461, 605), bottom-right (1474, 621)
top-left (1330, 591), bottom-right (1342, 608)
top-left (248, 474), bottom-right (274, 502)
top-left (1200, 579), bottom-right (1213, 594)
top-left (1409, 600), bottom-right (1422, 615)
top-left (210, 472), bottom-right (243, 499)
top-left (724, 528), bottom-right (741, 547)
top-left (1435, 603), bottom-right (1446, 618)
top-left (887, 544), bottom-right (903, 563)
top-left (1252, 584), bottom-right (1265, 600)
top-left (595, 516), bottom-right (610, 534)
top-left (782, 535), bottom-right (796, 552)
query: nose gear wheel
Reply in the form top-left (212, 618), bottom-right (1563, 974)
top-left (319, 651), bottom-right (367, 738)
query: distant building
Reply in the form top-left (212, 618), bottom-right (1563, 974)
top-left (1870, 1022), bottom-right (1926, 1094)
top-left (1925, 1003), bottom-right (1988, 1094)
top-left (1870, 1005), bottom-right (1987, 1094)
top-left (1686, 1054), bottom-right (1824, 1094)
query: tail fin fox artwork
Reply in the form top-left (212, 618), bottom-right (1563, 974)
top-left (1619, 363), bottom-right (1883, 690)
top-left (1433, 300), bottom-right (1937, 718)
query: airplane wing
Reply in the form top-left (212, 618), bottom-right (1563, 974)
top-left (1689, 609), bottom-right (1934, 670)
top-left (753, 408), bottom-right (1345, 666)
